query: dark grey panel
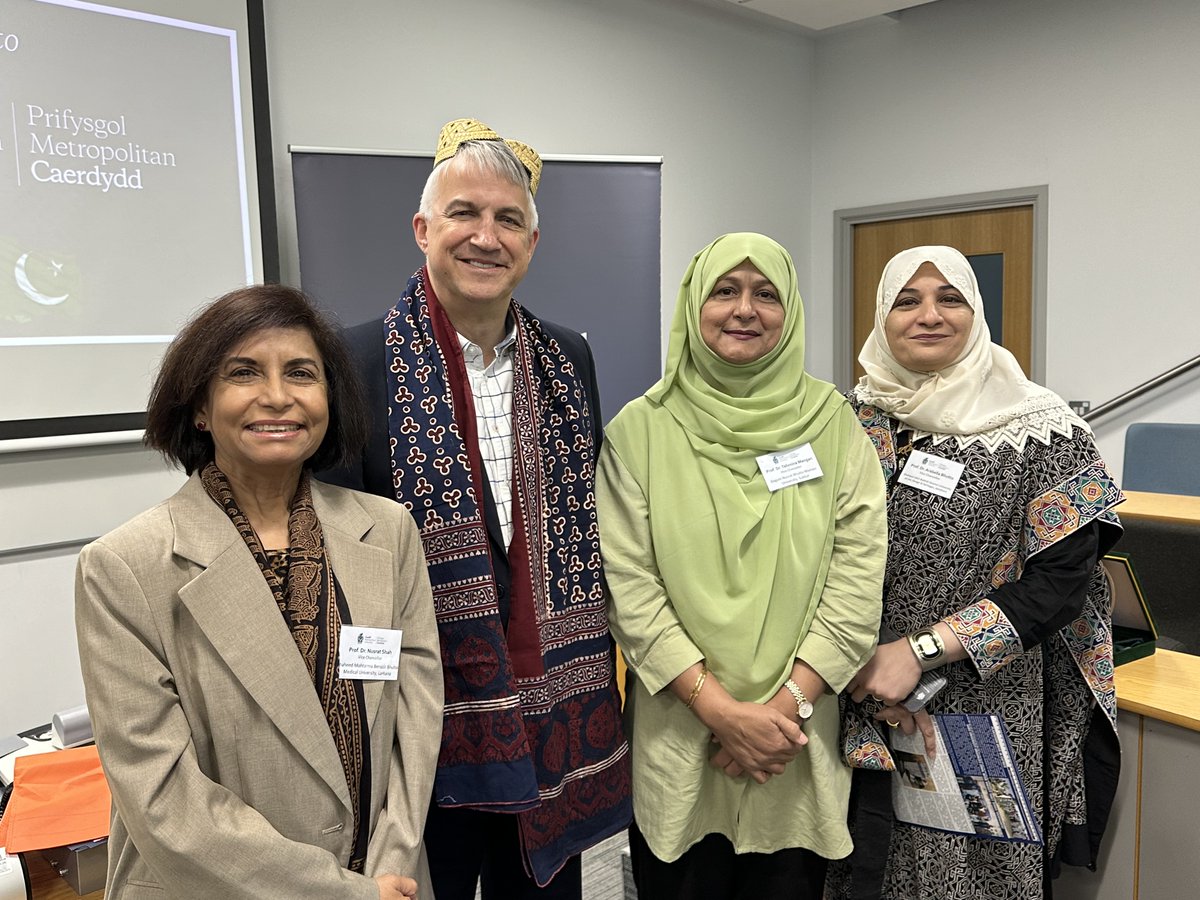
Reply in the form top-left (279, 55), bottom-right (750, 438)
top-left (966, 252), bottom-right (1004, 340)
top-left (291, 152), bottom-right (661, 423)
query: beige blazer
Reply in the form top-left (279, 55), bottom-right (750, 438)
top-left (75, 474), bottom-right (443, 899)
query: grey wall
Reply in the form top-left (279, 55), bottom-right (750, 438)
top-left (807, 0), bottom-right (1200, 474)
top-left (0, 0), bottom-right (815, 736)
top-left (263, 0), bottom-right (815, 350)
top-left (5, 0), bottom-right (1200, 737)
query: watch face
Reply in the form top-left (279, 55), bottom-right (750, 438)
top-left (798, 699), bottom-right (814, 720)
top-left (915, 632), bottom-right (941, 659)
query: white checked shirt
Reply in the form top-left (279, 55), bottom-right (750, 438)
top-left (458, 325), bottom-right (518, 549)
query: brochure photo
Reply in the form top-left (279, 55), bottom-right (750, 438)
top-left (890, 713), bottom-right (1042, 844)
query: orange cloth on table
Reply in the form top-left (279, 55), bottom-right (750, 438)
top-left (0, 745), bottom-right (110, 852)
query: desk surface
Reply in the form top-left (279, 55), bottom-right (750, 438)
top-left (1120, 490), bottom-right (1200, 525)
top-left (1115, 648), bottom-right (1200, 731)
top-left (25, 850), bottom-right (103, 899)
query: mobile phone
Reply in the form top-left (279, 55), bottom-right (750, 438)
top-left (902, 672), bottom-right (947, 713)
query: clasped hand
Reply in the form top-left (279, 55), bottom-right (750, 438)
top-left (375, 874), bottom-right (419, 899)
top-left (708, 697), bottom-right (805, 784)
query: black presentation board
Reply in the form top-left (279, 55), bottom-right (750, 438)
top-left (291, 150), bottom-right (662, 423)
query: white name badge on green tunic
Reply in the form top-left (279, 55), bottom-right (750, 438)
top-left (756, 443), bottom-right (823, 491)
top-left (897, 449), bottom-right (965, 499)
top-left (338, 626), bottom-right (403, 681)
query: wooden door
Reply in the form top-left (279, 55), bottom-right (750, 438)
top-left (852, 206), bottom-right (1034, 380)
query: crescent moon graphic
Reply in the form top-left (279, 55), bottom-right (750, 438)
top-left (15, 252), bottom-right (70, 306)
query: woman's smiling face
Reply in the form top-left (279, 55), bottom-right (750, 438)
top-left (699, 261), bottom-right (785, 365)
top-left (194, 326), bottom-right (330, 482)
top-left (884, 261), bottom-right (975, 372)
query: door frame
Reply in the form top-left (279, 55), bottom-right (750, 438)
top-left (833, 185), bottom-right (1049, 389)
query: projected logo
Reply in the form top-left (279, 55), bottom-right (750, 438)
top-left (0, 240), bottom-right (80, 325)
top-left (16, 252), bottom-right (70, 305)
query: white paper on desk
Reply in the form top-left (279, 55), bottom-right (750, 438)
top-left (0, 845), bottom-right (30, 900)
top-left (0, 737), bottom-right (23, 760)
top-left (0, 738), bottom-right (57, 787)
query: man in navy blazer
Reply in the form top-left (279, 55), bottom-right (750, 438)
top-left (320, 118), bottom-right (630, 900)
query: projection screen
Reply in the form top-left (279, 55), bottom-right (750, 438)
top-left (0, 0), bottom-right (265, 446)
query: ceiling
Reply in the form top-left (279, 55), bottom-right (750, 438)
top-left (711, 0), bottom-right (940, 32)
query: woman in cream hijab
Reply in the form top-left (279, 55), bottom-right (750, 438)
top-left (829, 246), bottom-right (1124, 900)
top-left (597, 233), bottom-right (887, 899)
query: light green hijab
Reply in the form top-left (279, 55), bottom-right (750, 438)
top-left (649, 232), bottom-right (842, 463)
top-left (605, 233), bottom-right (854, 700)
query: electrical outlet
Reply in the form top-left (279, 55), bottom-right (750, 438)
top-left (1069, 400), bottom-right (1091, 415)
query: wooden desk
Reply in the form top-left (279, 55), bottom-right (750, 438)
top-left (1120, 489), bottom-right (1200, 525)
top-left (1060, 649), bottom-right (1200, 899)
top-left (24, 851), bottom-right (103, 900)
top-left (1115, 648), bottom-right (1200, 731)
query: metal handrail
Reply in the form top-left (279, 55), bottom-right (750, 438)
top-left (1084, 353), bottom-right (1200, 423)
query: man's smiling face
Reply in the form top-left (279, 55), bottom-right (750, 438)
top-left (413, 160), bottom-right (539, 317)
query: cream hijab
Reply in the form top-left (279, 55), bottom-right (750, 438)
top-left (855, 245), bottom-right (1086, 450)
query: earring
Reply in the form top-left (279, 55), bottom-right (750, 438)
top-left (196, 421), bottom-right (207, 431)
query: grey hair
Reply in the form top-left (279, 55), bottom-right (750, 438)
top-left (418, 139), bottom-right (539, 234)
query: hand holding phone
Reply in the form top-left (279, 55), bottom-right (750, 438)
top-left (902, 671), bottom-right (946, 713)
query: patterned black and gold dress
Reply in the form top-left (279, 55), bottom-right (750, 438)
top-left (828, 399), bottom-right (1123, 900)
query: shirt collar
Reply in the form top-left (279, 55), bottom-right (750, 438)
top-left (457, 320), bottom-right (518, 365)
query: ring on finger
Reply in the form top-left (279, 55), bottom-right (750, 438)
top-left (885, 719), bottom-right (899, 728)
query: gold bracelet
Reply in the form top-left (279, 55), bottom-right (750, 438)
top-left (686, 664), bottom-right (709, 710)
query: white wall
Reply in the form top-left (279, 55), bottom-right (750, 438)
top-left (262, 0), bottom-right (815, 352)
top-left (0, 0), bottom-right (814, 737)
top-left (807, 0), bottom-right (1200, 473)
top-left (0, 444), bottom-right (184, 736)
top-left (6, 0), bottom-right (1199, 737)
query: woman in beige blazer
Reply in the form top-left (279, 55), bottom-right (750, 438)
top-left (75, 285), bottom-right (443, 899)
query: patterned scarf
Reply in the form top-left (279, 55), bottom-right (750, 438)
top-left (383, 268), bottom-right (630, 884)
top-left (201, 464), bottom-right (371, 872)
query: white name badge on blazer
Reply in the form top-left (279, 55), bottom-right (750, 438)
top-left (338, 626), bottom-right (403, 681)
top-left (756, 443), bottom-right (823, 492)
top-left (897, 449), bottom-right (965, 499)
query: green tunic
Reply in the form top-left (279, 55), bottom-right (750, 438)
top-left (597, 398), bottom-right (886, 862)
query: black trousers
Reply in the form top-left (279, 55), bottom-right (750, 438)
top-left (424, 803), bottom-right (583, 900)
top-left (629, 820), bottom-right (827, 900)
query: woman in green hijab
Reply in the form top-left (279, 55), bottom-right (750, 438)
top-left (597, 233), bottom-right (887, 899)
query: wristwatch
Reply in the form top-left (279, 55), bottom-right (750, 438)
top-left (783, 679), bottom-right (814, 722)
top-left (907, 628), bottom-right (946, 672)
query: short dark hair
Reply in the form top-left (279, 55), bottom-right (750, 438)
top-left (144, 284), bottom-right (367, 475)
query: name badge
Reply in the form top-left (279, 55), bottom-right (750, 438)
top-left (756, 443), bottom-right (823, 492)
top-left (338, 626), bottom-right (403, 681)
top-left (897, 449), bottom-right (965, 499)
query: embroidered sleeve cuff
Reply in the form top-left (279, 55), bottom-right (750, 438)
top-left (842, 714), bottom-right (896, 772)
top-left (629, 623), bottom-right (704, 696)
top-left (945, 598), bottom-right (1022, 680)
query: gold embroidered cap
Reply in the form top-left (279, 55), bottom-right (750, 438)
top-left (433, 117), bottom-right (542, 196)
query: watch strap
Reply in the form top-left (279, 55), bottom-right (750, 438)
top-left (783, 679), bottom-right (814, 721)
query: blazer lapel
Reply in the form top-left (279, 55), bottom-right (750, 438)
top-left (311, 481), bottom-right (393, 733)
top-left (477, 471), bottom-right (509, 563)
top-left (170, 476), bottom-right (353, 812)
